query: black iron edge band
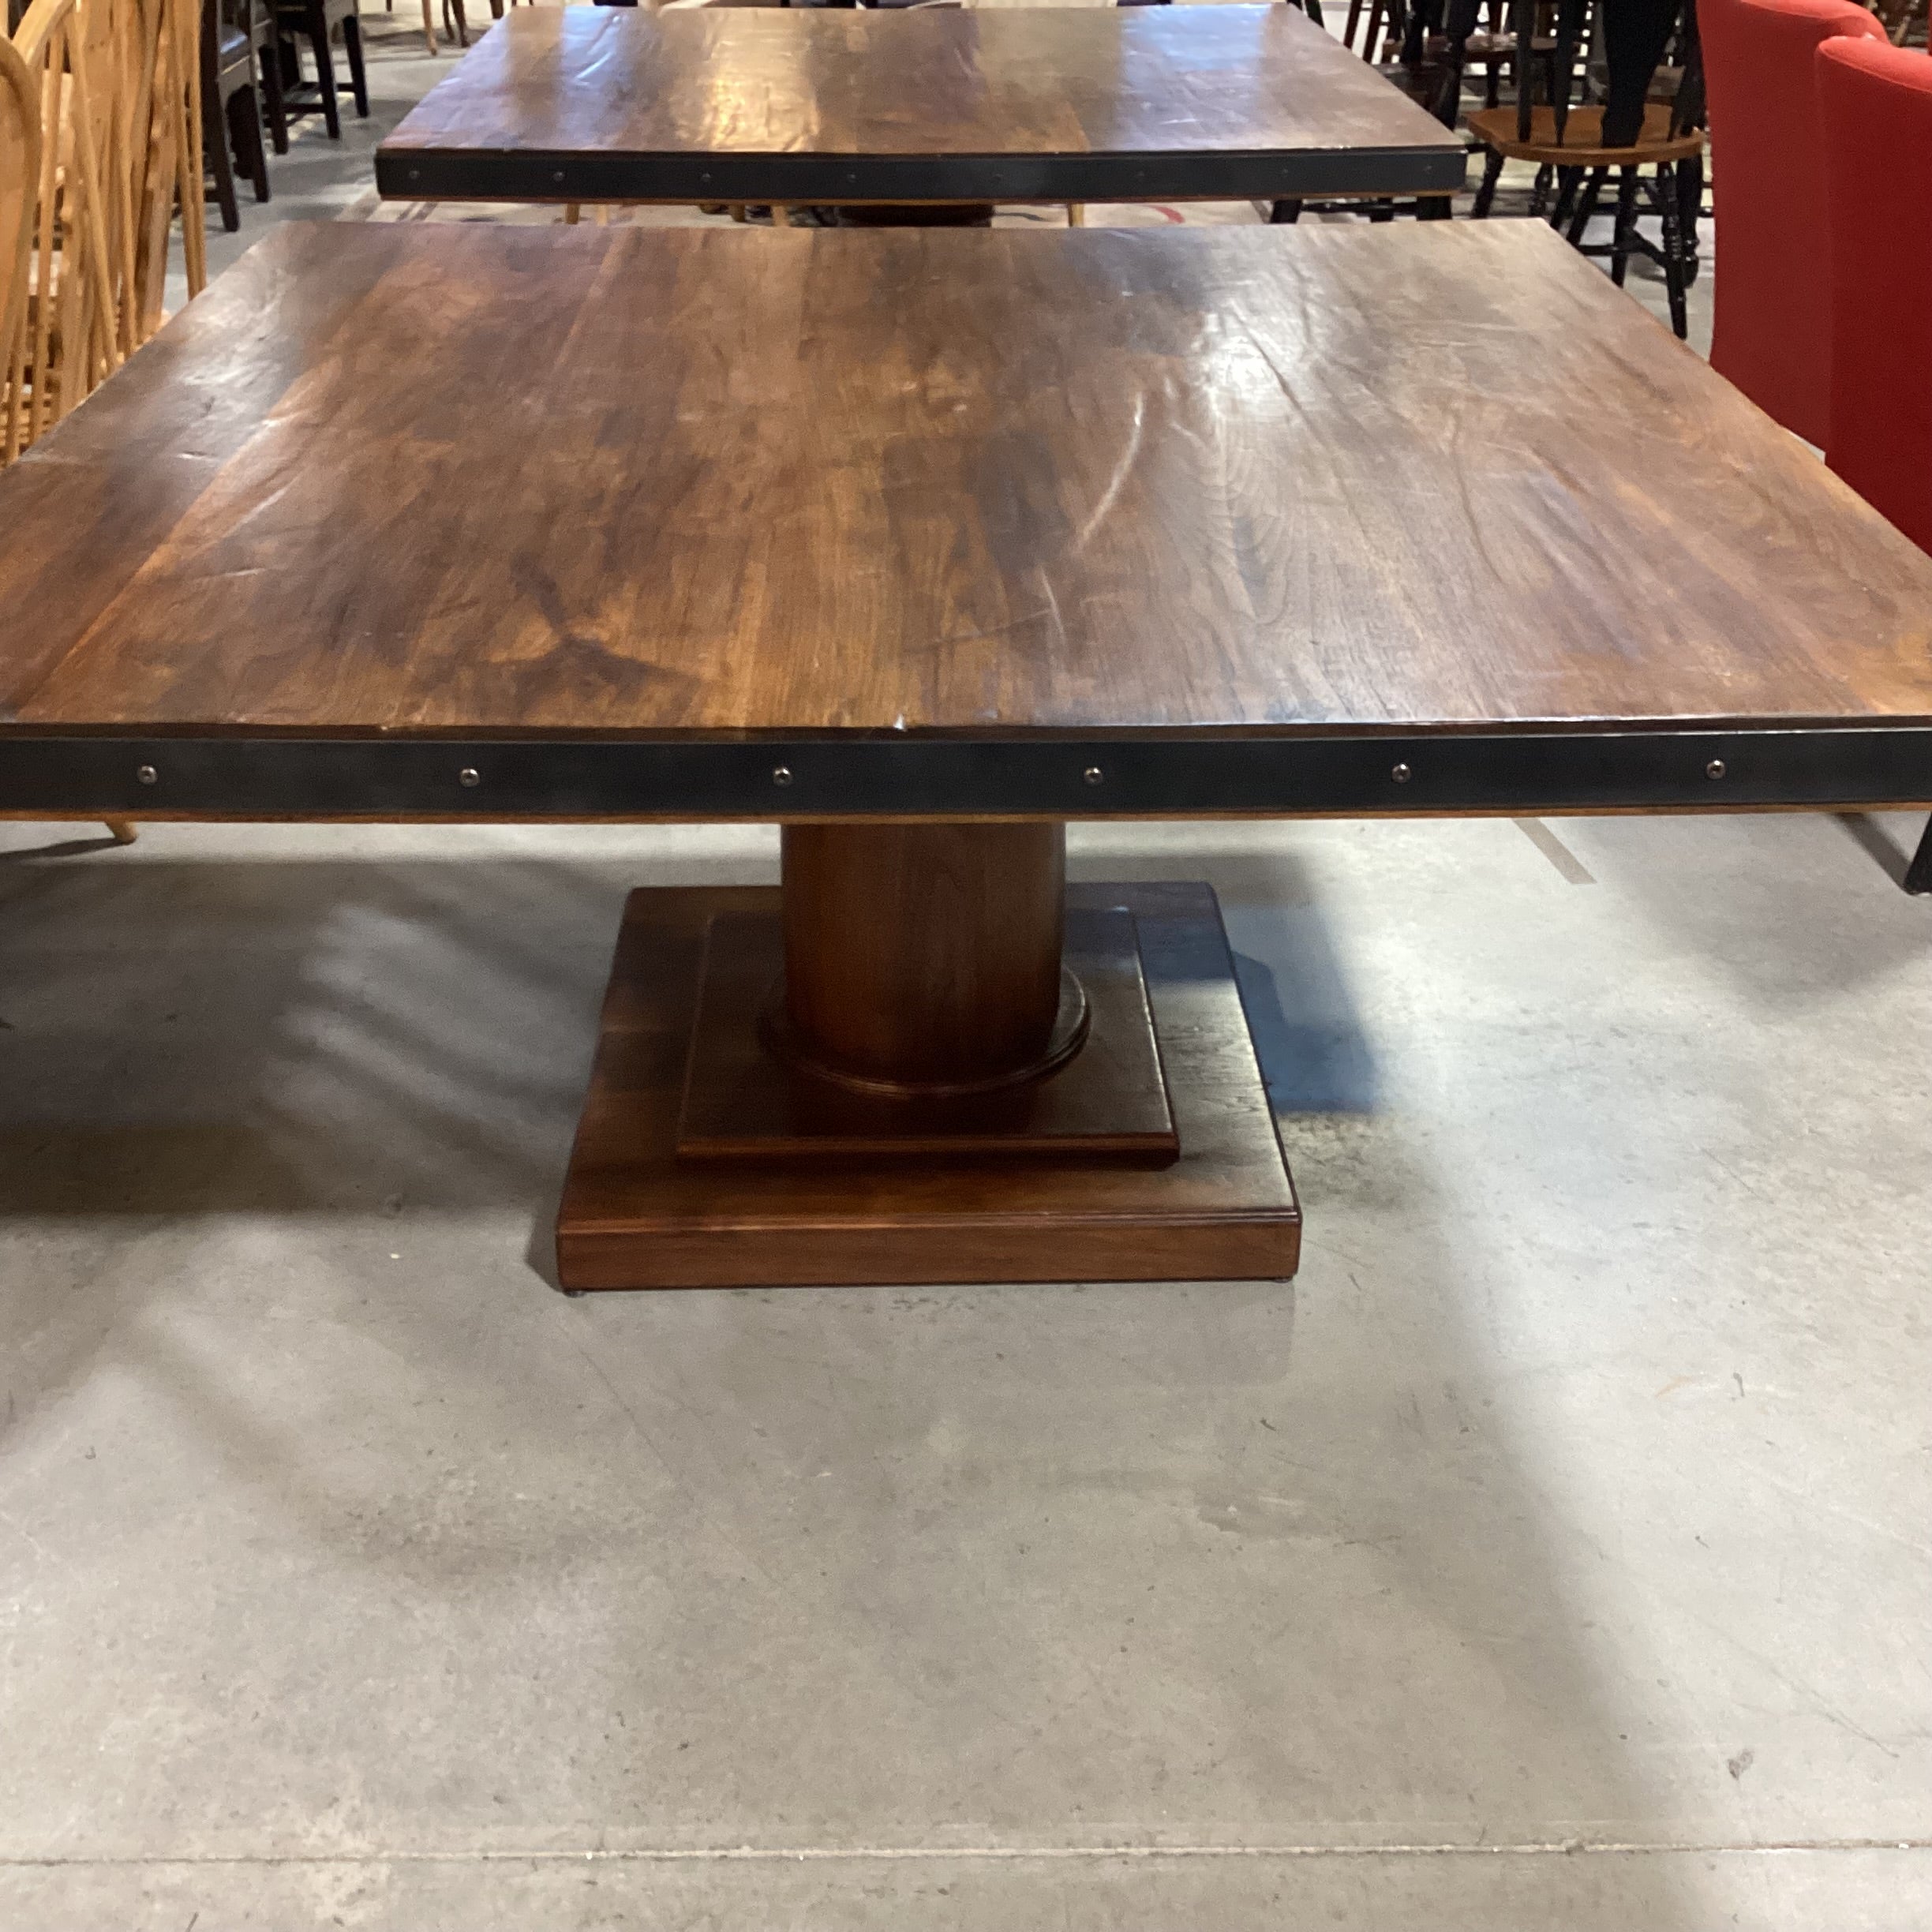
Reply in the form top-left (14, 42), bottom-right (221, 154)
top-left (373, 145), bottom-right (1468, 206)
top-left (3, 730), bottom-right (1930, 818)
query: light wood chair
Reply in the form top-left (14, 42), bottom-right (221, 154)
top-left (6, 0), bottom-right (120, 458)
top-left (0, 41), bottom-right (36, 369)
top-left (9, 0), bottom-right (199, 838)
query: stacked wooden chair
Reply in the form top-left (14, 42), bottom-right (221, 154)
top-left (3, 0), bottom-right (204, 462)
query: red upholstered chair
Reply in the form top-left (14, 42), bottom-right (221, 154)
top-left (1818, 38), bottom-right (1932, 555)
top-left (1818, 38), bottom-right (1932, 895)
top-left (1700, 0), bottom-right (1885, 446)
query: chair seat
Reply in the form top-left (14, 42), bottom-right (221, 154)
top-left (1446, 28), bottom-right (1556, 57)
top-left (1466, 103), bottom-right (1705, 166)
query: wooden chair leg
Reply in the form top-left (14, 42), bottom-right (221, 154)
top-left (1653, 161), bottom-right (1689, 339)
top-left (1676, 151), bottom-right (1704, 279)
top-left (1269, 198), bottom-right (1305, 223)
top-left (104, 819), bottom-right (138, 845)
top-left (1527, 162), bottom-right (1555, 217)
top-left (1905, 816), bottom-right (1932, 894)
top-left (259, 39), bottom-right (288, 153)
top-left (1610, 163), bottom-right (1638, 284)
top-left (1565, 164), bottom-right (1608, 244)
top-left (564, 203), bottom-right (581, 224)
top-left (231, 84), bottom-right (270, 204)
top-left (307, 2), bottom-right (341, 138)
top-left (341, 13), bottom-right (369, 117)
top-left (1548, 166), bottom-right (1584, 230)
top-left (1471, 146), bottom-right (1505, 218)
top-left (1066, 203), bottom-right (1085, 226)
top-left (205, 88), bottom-right (241, 232)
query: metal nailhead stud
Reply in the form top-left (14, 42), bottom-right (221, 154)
top-left (459, 768), bottom-right (481, 788)
top-left (772, 766), bottom-right (795, 787)
top-left (1391, 762), bottom-right (1413, 784)
top-left (1083, 766), bottom-right (1105, 787)
top-left (1706, 759), bottom-right (1727, 781)
top-left (136, 765), bottom-right (158, 786)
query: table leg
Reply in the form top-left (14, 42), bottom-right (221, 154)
top-left (555, 823), bottom-right (1301, 1291)
top-left (1905, 816), bottom-right (1932, 896)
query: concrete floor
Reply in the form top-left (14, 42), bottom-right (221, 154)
top-left (7, 16), bottom-right (1920, 1930)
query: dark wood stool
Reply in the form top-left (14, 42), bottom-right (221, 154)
top-left (275, 0), bottom-right (367, 140)
top-left (202, 0), bottom-right (270, 230)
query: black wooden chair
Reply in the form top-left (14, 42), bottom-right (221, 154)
top-left (1467, 0), bottom-right (1706, 337)
top-left (1382, 0), bottom-right (1560, 114)
top-left (274, 0), bottom-right (368, 141)
top-left (202, 0), bottom-right (270, 232)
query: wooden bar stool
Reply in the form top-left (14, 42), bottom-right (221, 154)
top-left (274, 0), bottom-right (367, 140)
top-left (203, 0), bottom-right (271, 232)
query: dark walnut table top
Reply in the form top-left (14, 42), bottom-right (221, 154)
top-left (373, 3), bottom-right (1466, 205)
top-left (2, 219), bottom-right (1930, 822)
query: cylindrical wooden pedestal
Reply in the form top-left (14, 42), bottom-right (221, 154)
top-left (774, 822), bottom-right (1086, 1095)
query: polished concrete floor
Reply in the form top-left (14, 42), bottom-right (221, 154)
top-left (6, 813), bottom-right (1929, 1927)
top-left (9, 17), bottom-right (1920, 1931)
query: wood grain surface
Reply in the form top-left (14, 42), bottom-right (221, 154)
top-left (376, 4), bottom-right (1462, 188)
top-left (5, 219), bottom-right (1932, 740)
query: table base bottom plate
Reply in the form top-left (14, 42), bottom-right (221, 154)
top-left (556, 880), bottom-right (1301, 1290)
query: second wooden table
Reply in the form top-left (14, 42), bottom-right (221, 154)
top-left (374, 4), bottom-right (1468, 209)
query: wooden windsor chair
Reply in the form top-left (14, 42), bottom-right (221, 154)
top-left (1468, 0), bottom-right (1707, 338)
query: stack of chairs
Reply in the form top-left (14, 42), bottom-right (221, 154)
top-left (3, 0), bottom-right (206, 462)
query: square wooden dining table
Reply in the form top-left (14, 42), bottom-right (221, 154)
top-left (373, 2), bottom-right (1468, 211)
top-left (4, 220), bottom-right (1930, 1291)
